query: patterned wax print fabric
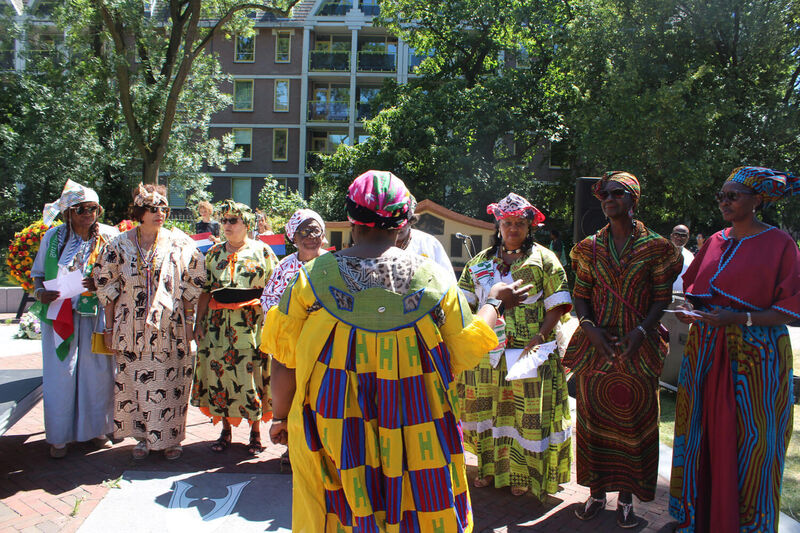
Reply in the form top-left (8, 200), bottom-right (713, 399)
top-left (345, 170), bottom-right (411, 229)
top-left (42, 179), bottom-right (101, 225)
top-left (725, 166), bottom-right (800, 208)
top-left (564, 221), bottom-right (681, 501)
top-left (485, 192), bottom-right (546, 225)
top-left (260, 251), bottom-right (328, 312)
top-left (260, 250), bottom-right (498, 533)
top-left (192, 239), bottom-right (278, 425)
top-left (93, 228), bottom-right (205, 450)
top-left (456, 244), bottom-right (573, 497)
top-left (669, 226), bottom-right (799, 532)
top-left (592, 170), bottom-right (641, 203)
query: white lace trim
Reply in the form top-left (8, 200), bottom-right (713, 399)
top-left (461, 420), bottom-right (572, 453)
top-left (544, 291), bottom-right (572, 311)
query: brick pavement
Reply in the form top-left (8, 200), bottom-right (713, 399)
top-left (0, 350), bottom-right (678, 533)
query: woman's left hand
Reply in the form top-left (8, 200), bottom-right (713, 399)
top-left (82, 277), bottom-right (97, 292)
top-left (694, 309), bottom-right (744, 327)
top-left (521, 333), bottom-right (544, 356)
top-left (617, 328), bottom-right (646, 362)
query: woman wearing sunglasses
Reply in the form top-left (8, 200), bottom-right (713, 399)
top-left (31, 180), bottom-right (119, 458)
top-left (93, 183), bottom-right (206, 461)
top-left (192, 200), bottom-right (279, 455)
top-left (669, 167), bottom-right (800, 533)
top-left (564, 171), bottom-right (681, 528)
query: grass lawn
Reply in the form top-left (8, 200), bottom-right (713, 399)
top-left (659, 351), bottom-right (800, 520)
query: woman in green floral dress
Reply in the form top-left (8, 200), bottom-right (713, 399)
top-left (193, 200), bottom-right (279, 454)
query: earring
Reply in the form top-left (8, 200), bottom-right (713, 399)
top-left (627, 208), bottom-right (634, 218)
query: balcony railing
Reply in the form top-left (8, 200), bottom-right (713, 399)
top-left (309, 50), bottom-right (350, 72)
top-left (308, 100), bottom-right (350, 122)
top-left (357, 51), bottom-right (396, 72)
top-left (317, 1), bottom-right (352, 15)
top-left (360, 3), bottom-right (379, 16)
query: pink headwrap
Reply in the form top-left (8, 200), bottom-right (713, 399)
top-left (345, 170), bottom-right (411, 230)
top-left (486, 193), bottom-right (546, 225)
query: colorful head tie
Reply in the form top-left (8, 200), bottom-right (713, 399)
top-left (286, 208), bottom-right (326, 242)
top-left (725, 166), bottom-right (799, 208)
top-left (217, 199), bottom-right (255, 227)
top-left (346, 170), bottom-right (411, 230)
top-left (133, 184), bottom-right (168, 208)
top-left (43, 179), bottom-right (101, 225)
top-left (592, 171), bottom-right (641, 204)
top-left (486, 193), bottom-right (546, 225)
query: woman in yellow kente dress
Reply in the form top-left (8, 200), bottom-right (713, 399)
top-left (261, 170), bottom-right (531, 533)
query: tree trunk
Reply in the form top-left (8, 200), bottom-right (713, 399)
top-left (142, 158), bottom-right (160, 184)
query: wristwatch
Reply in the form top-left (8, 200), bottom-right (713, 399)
top-left (485, 297), bottom-right (505, 317)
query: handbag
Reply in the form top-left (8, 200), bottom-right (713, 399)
top-left (592, 236), bottom-right (670, 344)
top-left (91, 332), bottom-right (114, 356)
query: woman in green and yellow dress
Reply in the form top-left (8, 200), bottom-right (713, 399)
top-left (458, 192), bottom-right (573, 498)
top-left (193, 200), bottom-right (279, 454)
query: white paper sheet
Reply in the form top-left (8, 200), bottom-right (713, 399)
top-left (663, 309), bottom-right (702, 318)
top-left (505, 341), bottom-right (558, 381)
top-left (43, 270), bottom-right (86, 300)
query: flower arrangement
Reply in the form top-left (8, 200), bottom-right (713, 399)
top-left (15, 312), bottom-right (42, 340)
top-left (116, 219), bottom-right (137, 232)
top-left (7, 220), bottom-right (59, 293)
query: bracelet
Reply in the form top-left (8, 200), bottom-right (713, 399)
top-left (34, 287), bottom-right (44, 300)
top-left (636, 325), bottom-right (648, 336)
top-left (579, 317), bottom-right (596, 328)
top-left (272, 417), bottom-right (288, 424)
top-left (103, 328), bottom-right (112, 333)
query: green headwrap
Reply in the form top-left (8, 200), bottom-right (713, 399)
top-left (217, 199), bottom-right (255, 228)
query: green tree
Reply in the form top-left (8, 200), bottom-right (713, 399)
top-left (311, 0), bottom-right (574, 221)
top-left (258, 177), bottom-right (307, 231)
top-left (559, 0), bottom-right (800, 235)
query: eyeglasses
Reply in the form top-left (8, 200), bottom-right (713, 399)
top-left (70, 205), bottom-right (99, 215)
top-left (715, 190), bottom-right (753, 203)
top-left (596, 189), bottom-right (630, 200)
top-left (144, 205), bottom-right (170, 214)
top-left (296, 227), bottom-right (323, 239)
top-left (220, 217), bottom-right (241, 225)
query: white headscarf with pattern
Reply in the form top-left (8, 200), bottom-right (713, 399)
top-left (42, 179), bottom-right (100, 225)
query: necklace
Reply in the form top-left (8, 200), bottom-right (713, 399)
top-left (502, 246), bottom-right (523, 254)
top-left (135, 227), bottom-right (159, 307)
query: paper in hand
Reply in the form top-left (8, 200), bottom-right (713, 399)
top-left (664, 309), bottom-right (702, 318)
top-left (505, 341), bottom-right (558, 381)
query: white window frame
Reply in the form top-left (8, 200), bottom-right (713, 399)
top-left (233, 79), bottom-right (254, 112)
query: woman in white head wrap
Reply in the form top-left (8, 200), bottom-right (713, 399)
top-left (30, 179), bottom-right (119, 458)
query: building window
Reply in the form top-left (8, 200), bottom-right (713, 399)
top-left (517, 46), bottom-right (531, 69)
top-left (168, 181), bottom-right (187, 208)
top-left (450, 234), bottom-right (462, 257)
top-left (275, 31), bottom-right (291, 63)
top-left (329, 231), bottom-right (343, 250)
top-left (274, 79), bottom-right (289, 112)
top-left (233, 80), bottom-right (254, 111)
top-left (548, 141), bottom-right (571, 169)
top-left (233, 128), bottom-right (252, 160)
top-left (235, 35), bottom-right (255, 63)
top-left (232, 177), bottom-right (252, 205)
top-left (273, 129), bottom-right (288, 161)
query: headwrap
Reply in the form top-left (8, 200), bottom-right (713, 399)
top-left (725, 166), bottom-right (800, 208)
top-left (285, 208), bottom-right (326, 242)
top-left (346, 170), bottom-right (411, 230)
top-left (217, 199), bottom-right (255, 227)
top-left (486, 193), bottom-right (546, 225)
top-left (133, 184), bottom-right (169, 207)
top-left (43, 179), bottom-right (101, 225)
top-left (592, 171), bottom-right (641, 204)
top-left (407, 194), bottom-right (418, 217)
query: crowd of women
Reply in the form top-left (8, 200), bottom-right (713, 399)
top-left (30, 164), bottom-right (798, 532)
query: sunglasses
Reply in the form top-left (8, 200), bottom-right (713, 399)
top-left (144, 205), bottom-right (170, 214)
top-left (596, 189), bottom-right (630, 200)
top-left (70, 205), bottom-right (100, 215)
top-left (296, 227), bottom-right (323, 239)
top-left (220, 217), bottom-right (241, 225)
top-left (715, 190), bottom-right (753, 203)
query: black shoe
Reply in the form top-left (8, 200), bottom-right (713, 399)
top-left (616, 501), bottom-right (639, 529)
top-left (575, 495), bottom-right (606, 521)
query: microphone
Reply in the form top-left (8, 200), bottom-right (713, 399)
top-left (455, 232), bottom-right (469, 240)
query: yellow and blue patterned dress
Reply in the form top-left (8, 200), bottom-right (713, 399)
top-left (261, 250), bottom-right (497, 533)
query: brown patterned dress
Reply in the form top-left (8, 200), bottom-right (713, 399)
top-left (93, 228), bottom-right (206, 450)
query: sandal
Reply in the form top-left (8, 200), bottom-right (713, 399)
top-left (164, 446), bottom-right (183, 461)
top-left (511, 486), bottom-right (529, 496)
top-left (49, 445), bottom-right (67, 459)
top-left (210, 428), bottom-right (232, 453)
top-left (574, 495), bottom-right (606, 521)
top-left (247, 430), bottom-right (264, 455)
top-left (131, 441), bottom-right (149, 460)
top-left (473, 476), bottom-right (493, 488)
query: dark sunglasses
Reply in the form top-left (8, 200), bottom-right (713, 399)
top-left (144, 205), bottom-right (170, 214)
top-left (296, 227), bottom-right (323, 239)
top-left (715, 190), bottom-right (753, 203)
top-left (70, 205), bottom-right (99, 215)
top-left (596, 189), bottom-right (630, 200)
top-left (220, 217), bottom-right (241, 225)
